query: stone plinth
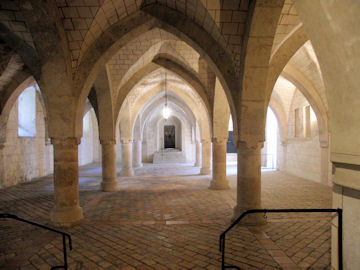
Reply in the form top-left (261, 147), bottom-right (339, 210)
top-left (153, 149), bottom-right (186, 163)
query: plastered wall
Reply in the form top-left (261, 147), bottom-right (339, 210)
top-left (78, 109), bottom-right (100, 166)
top-left (0, 95), bottom-right (53, 188)
top-left (285, 90), bottom-right (321, 182)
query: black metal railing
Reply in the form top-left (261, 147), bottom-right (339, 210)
top-left (0, 213), bottom-right (72, 270)
top-left (219, 208), bottom-right (342, 270)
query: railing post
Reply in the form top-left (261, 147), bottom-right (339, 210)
top-left (63, 234), bottom-right (68, 270)
top-left (338, 208), bottom-right (343, 270)
top-left (221, 236), bottom-right (225, 270)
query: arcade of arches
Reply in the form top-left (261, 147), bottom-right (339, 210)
top-left (0, 0), bottom-right (359, 269)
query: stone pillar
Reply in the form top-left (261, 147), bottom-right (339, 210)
top-left (50, 138), bottom-right (83, 226)
top-left (200, 139), bottom-right (211, 175)
top-left (209, 138), bottom-right (230, 189)
top-left (320, 143), bottom-right (330, 185)
top-left (195, 140), bottom-right (201, 167)
top-left (120, 139), bottom-right (134, 176)
top-left (101, 140), bottom-right (118, 191)
top-left (233, 142), bottom-right (265, 224)
top-left (133, 140), bottom-right (143, 168)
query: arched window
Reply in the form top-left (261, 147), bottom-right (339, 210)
top-left (18, 86), bottom-right (36, 137)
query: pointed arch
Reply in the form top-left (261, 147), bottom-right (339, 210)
top-left (75, 4), bottom-right (239, 138)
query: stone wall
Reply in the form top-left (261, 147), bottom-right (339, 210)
top-left (285, 90), bottom-right (321, 182)
top-left (0, 95), bottom-right (53, 188)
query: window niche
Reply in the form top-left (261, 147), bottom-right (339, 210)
top-left (294, 107), bottom-right (302, 137)
top-left (18, 86), bottom-right (36, 137)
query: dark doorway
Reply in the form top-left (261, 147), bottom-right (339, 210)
top-left (164, 125), bottom-right (175, 148)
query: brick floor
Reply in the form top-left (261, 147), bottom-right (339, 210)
top-left (0, 163), bottom-right (332, 269)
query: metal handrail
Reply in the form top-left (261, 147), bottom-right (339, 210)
top-left (219, 208), bottom-right (342, 270)
top-left (0, 213), bottom-right (72, 270)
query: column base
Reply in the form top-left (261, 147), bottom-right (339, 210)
top-left (120, 168), bottom-right (134, 176)
top-left (101, 179), bottom-right (118, 192)
top-left (232, 205), bottom-right (267, 225)
top-left (209, 178), bottom-right (230, 190)
top-left (50, 205), bottom-right (83, 227)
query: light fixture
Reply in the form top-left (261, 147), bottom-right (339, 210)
top-left (162, 72), bottom-right (170, 119)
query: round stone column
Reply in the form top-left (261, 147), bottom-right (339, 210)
top-left (50, 138), bottom-right (83, 226)
top-left (133, 140), bottom-right (143, 168)
top-left (209, 138), bottom-right (230, 190)
top-left (120, 139), bottom-right (134, 176)
top-left (200, 139), bottom-right (211, 175)
top-left (233, 142), bottom-right (265, 224)
top-left (195, 140), bottom-right (201, 167)
top-left (101, 140), bottom-right (118, 191)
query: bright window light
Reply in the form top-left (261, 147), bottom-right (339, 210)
top-left (228, 115), bottom-right (233, 131)
top-left (310, 106), bottom-right (317, 123)
top-left (83, 111), bottom-right (91, 135)
top-left (265, 107), bottom-right (278, 168)
top-left (18, 86), bottom-right (36, 137)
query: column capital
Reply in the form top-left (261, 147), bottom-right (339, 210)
top-left (120, 139), bottom-right (133, 144)
top-left (201, 139), bottom-right (211, 144)
top-left (237, 141), bottom-right (264, 152)
top-left (51, 137), bottom-right (80, 146)
top-left (212, 137), bottom-right (228, 144)
top-left (100, 139), bottom-right (116, 145)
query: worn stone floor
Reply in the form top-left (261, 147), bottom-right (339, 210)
top-left (0, 163), bottom-right (333, 270)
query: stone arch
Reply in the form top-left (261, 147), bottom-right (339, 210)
top-left (134, 92), bottom-right (197, 143)
top-left (212, 78), bottom-right (231, 141)
top-left (113, 52), bottom-right (210, 120)
top-left (266, 25), bottom-right (309, 105)
top-left (120, 81), bottom-right (210, 143)
top-left (268, 97), bottom-right (287, 145)
top-left (238, 1), bottom-right (284, 144)
top-left (75, 5), bottom-right (239, 138)
top-left (142, 105), bottom-right (193, 162)
top-left (93, 70), bottom-right (116, 142)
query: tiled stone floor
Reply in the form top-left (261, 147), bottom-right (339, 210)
top-left (0, 163), bottom-right (333, 269)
